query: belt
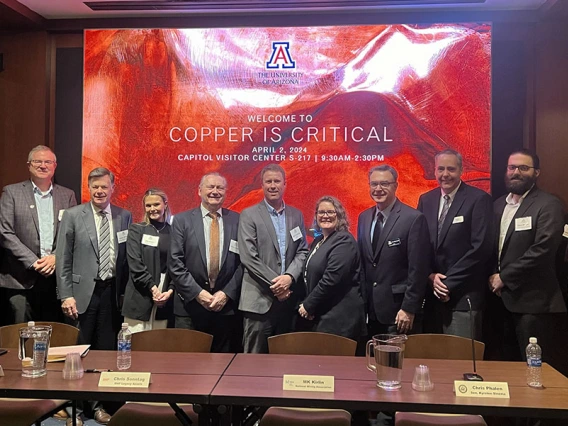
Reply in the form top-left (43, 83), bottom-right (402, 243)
top-left (94, 278), bottom-right (115, 287)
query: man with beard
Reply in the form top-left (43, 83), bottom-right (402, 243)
top-left (489, 150), bottom-right (568, 376)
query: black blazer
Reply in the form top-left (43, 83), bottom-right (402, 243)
top-left (357, 199), bottom-right (430, 324)
top-left (169, 207), bottom-right (243, 317)
top-left (494, 187), bottom-right (566, 314)
top-left (122, 222), bottom-right (173, 321)
top-left (417, 182), bottom-right (494, 310)
top-left (300, 230), bottom-right (366, 340)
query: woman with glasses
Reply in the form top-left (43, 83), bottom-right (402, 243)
top-left (297, 196), bottom-right (366, 340)
top-left (122, 188), bottom-right (174, 332)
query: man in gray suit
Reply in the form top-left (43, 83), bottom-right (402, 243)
top-left (238, 164), bottom-right (308, 353)
top-left (0, 145), bottom-right (76, 323)
top-left (170, 172), bottom-right (243, 352)
top-left (56, 167), bottom-right (131, 425)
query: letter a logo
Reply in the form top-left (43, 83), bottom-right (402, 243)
top-left (266, 42), bottom-right (296, 69)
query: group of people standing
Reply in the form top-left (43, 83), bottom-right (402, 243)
top-left (1, 146), bottom-right (567, 408)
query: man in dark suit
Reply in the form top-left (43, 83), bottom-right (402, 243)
top-left (56, 167), bottom-right (131, 425)
top-left (417, 150), bottom-right (493, 339)
top-left (238, 164), bottom-right (308, 353)
top-left (489, 150), bottom-right (568, 377)
top-left (169, 172), bottom-right (243, 353)
top-left (358, 164), bottom-right (430, 336)
top-left (0, 145), bottom-right (76, 323)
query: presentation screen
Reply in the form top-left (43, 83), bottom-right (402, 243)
top-left (83, 24), bottom-right (491, 232)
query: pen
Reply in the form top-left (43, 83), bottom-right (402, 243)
top-left (85, 369), bottom-right (113, 373)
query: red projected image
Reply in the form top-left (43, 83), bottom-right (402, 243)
top-left (83, 24), bottom-right (491, 231)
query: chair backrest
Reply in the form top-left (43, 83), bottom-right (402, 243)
top-left (268, 332), bottom-right (357, 356)
top-left (131, 329), bottom-right (213, 353)
top-left (405, 334), bottom-right (485, 360)
top-left (0, 322), bottom-right (80, 348)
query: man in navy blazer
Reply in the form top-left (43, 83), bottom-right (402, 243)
top-left (358, 164), bottom-right (430, 336)
top-left (169, 172), bottom-right (243, 353)
top-left (489, 150), bottom-right (568, 376)
top-left (0, 145), bottom-right (76, 323)
top-left (417, 150), bottom-right (493, 339)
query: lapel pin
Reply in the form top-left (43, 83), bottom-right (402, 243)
top-left (30, 205), bottom-right (35, 209)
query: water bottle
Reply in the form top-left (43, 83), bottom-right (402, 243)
top-left (526, 337), bottom-right (542, 388)
top-left (117, 323), bottom-right (132, 370)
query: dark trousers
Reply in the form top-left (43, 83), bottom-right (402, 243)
top-left (242, 301), bottom-right (295, 353)
top-left (65, 279), bottom-right (121, 419)
top-left (3, 276), bottom-right (63, 324)
top-left (505, 310), bottom-right (568, 377)
top-left (70, 280), bottom-right (121, 351)
top-left (175, 312), bottom-right (243, 353)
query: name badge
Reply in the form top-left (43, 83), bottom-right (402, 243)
top-left (454, 380), bottom-right (510, 399)
top-left (99, 372), bottom-right (151, 388)
top-left (290, 226), bottom-right (302, 242)
top-left (141, 234), bottom-right (159, 247)
top-left (387, 239), bottom-right (401, 247)
top-left (283, 375), bottom-right (334, 392)
top-left (117, 230), bottom-right (129, 244)
top-left (515, 216), bottom-right (532, 232)
top-left (229, 239), bottom-right (239, 254)
top-left (58, 209), bottom-right (65, 221)
top-left (563, 224), bottom-right (568, 239)
top-left (452, 216), bottom-right (464, 224)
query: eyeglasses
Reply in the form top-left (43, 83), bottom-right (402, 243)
top-left (29, 160), bottom-right (56, 166)
top-left (507, 165), bottom-right (535, 172)
top-left (317, 210), bottom-right (337, 217)
top-left (370, 181), bottom-right (396, 189)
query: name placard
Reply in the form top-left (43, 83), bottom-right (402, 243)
top-left (454, 380), bottom-right (510, 398)
top-left (98, 372), bottom-right (151, 388)
top-left (283, 374), bottom-right (334, 392)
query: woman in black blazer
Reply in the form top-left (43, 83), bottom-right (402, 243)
top-left (298, 196), bottom-right (366, 340)
top-left (122, 188), bottom-right (174, 332)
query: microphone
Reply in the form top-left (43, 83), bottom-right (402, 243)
top-left (463, 296), bottom-right (483, 381)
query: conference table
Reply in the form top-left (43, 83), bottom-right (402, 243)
top-left (0, 350), bottom-right (235, 426)
top-left (2, 350), bottom-right (568, 425)
top-left (211, 354), bottom-right (568, 422)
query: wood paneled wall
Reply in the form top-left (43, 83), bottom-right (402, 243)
top-left (0, 31), bottom-right (50, 189)
top-left (535, 22), bottom-right (568, 208)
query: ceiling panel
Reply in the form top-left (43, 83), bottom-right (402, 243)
top-left (12, 0), bottom-right (550, 19)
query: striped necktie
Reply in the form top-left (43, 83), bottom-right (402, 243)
top-left (438, 194), bottom-right (451, 238)
top-left (97, 211), bottom-right (111, 280)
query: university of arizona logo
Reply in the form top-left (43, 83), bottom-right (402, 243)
top-left (266, 42), bottom-right (296, 69)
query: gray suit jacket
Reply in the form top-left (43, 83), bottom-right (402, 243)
top-left (0, 180), bottom-right (77, 290)
top-left (56, 202), bottom-right (132, 314)
top-left (238, 201), bottom-right (308, 314)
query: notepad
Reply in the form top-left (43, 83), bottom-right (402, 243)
top-left (47, 345), bottom-right (91, 362)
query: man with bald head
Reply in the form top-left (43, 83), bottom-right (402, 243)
top-left (170, 172), bottom-right (243, 353)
